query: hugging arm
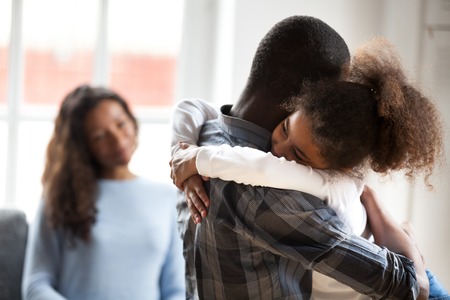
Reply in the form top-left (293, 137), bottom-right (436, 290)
top-left (170, 142), bottom-right (332, 223)
top-left (196, 145), bottom-right (330, 196)
top-left (360, 186), bottom-right (429, 299)
top-left (170, 99), bottom-right (218, 156)
top-left (170, 99), bottom-right (219, 221)
top-left (171, 140), bottom-right (366, 231)
top-left (171, 144), bottom-right (329, 195)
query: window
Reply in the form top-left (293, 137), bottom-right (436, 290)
top-left (1, 0), bottom-right (185, 220)
top-left (22, 0), bottom-right (97, 107)
top-left (0, 0), bottom-right (12, 107)
top-left (0, 123), bottom-right (7, 206)
top-left (16, 121), bottom-right (53, 217)
top-left (108, 0), bottom-right (181, 108)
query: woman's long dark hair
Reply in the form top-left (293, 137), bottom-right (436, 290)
top-left (42, 84), bottom-right (137, 243)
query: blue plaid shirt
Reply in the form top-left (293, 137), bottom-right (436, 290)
top-left (179, 105), bottom-right (419, 300)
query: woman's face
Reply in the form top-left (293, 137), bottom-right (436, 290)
top-left (271, 110), bottom-right (328, 169)
top-left (84, 99), bottom-right (137, 176)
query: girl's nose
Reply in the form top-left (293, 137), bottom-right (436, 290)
top-left (271, 140), bottom-right (288, 159)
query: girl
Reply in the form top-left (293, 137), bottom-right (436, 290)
top-left (170, 37), bottom-right (448, 299)
top-left (23, 85), bottom-right (185, 300)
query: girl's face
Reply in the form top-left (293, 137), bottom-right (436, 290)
top-left (271, 110), bottom-right (328, 169)
top-left (84, 99), bottom-right (137, 177)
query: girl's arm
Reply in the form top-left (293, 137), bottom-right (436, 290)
top-left (360, 186), bottom-right (429, 299)
top-left (197, 144), bottom-right (331, 198)
top-left (171, 143), bottom-right (330, 200)
top-left (170, 99), bottom-right (219, 156)
top-left (171, 143), bottom-right (367, 233)
top-left (170, 99), bottom-right (218, 221)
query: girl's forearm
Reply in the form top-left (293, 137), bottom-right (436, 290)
top-left (361, 186), bottom-right (429, 299)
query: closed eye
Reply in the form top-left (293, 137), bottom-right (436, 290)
top-left (293, 150), bottom-right (304, 162)
top-left (293, 145), bottom-right (312, 165)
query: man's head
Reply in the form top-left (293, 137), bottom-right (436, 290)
top-left (233, 15), bottom-right (350, 131)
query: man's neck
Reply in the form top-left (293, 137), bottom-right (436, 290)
top-left (229, 95), bottom-right (288, 132)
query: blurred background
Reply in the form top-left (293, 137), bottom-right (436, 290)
top-left (0, 0), bottom-right (449, 289)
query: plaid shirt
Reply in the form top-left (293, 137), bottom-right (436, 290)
top-left (178, 105), bottom-right (419, 300)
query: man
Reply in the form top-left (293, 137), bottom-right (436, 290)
top-left (172, 15), bottom-right (427, 299)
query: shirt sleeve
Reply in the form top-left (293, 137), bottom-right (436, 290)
top-left (196, 144), bottom-right (330, 200)
top-left (22, 202), bottom-right (67, 300)
top-left (170, 99), bottom-right (219, 156)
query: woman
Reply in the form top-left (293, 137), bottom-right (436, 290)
top-left (22, 85), bottom-right (185, 300)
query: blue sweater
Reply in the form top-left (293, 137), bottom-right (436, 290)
top-left (22, 177), bottom-right (185, 300)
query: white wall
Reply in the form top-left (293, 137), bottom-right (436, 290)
top-left (411, 0), bottom-right (450, 290)
top-left (177, 0), bottom-right (450, 289)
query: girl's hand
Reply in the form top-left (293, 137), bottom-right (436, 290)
top-left (183, 175), bottom-right (210, 224)
top-left (170, 142), bottom-right (201, 190)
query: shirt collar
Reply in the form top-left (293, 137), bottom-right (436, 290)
top-left (218, 105), bottom-right (272, 152)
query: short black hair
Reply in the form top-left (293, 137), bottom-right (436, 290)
top-left (246, 15), bottom-right (350, 99)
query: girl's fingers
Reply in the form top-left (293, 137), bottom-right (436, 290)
top-left (190, 193), bottom-right (207, 218)
top-left (195, 186), bottom-right (210, 209)
top-left (182, 174), bottom-right (211, 223)
top-left (186, 194), bottom-right (202, 224)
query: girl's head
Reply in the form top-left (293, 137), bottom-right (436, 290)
top-left (273, 37), bottom-right (443, 184)
top-left (272, 82), bottom-right (376, 170)
top-left (42, 84), bottom-right (138, 242)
